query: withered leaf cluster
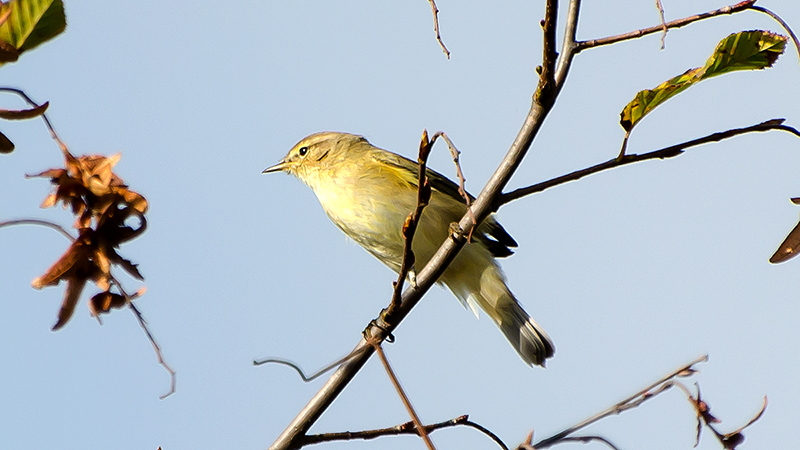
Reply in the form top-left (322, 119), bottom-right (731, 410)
top-left (28, 150), bottom-right (148, 330)
top-left (691, 386), bottom-right (767, 450)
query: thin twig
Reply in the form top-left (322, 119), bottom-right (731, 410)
top-left (303, 414), bottom-right (508, 449)
top-left (532, 355), bottom-right (708, 449)
top-left (126, 296), bottom-right (176, 399)
top-left (253, 347), bottom-right (368, 382)
top-left (0, 87), bottom-right (69, 154)
top-left (655, 0), bottom-right (668, 49)
top-left (373, 342), bottom-right (436, 450)
top-left (430, 131), bottom-right (476, 240)
top-left (499, 119), bottom-right (800, 207)
top-left (752, 5), bottom-right (800, 61)
top-left (535, 0), bottom-right (559, 107)
top-left (427, 0), bottom-right (450, 59)
top-left (575, 0), bottom-right (757, 53)
top-left (386, 131), bottom-right (433, 317)
top-left (689, 385), bottom-right (768, 448)
top-left (464, 419), bottom-right (509, 450)
top-left (0, 218), bottom-right (75, 240)
top-left (524, 435), bottom-right (621, 450)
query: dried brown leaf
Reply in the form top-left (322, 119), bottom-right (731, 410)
top-left (30, 149), bottom-right (149, 329)
top-left (0, 39), bottom-right (18, 63)
top-left (770, 220), bottom-right (800, 263)
top-left (31, 234), bottom-right (92, 289)
top-left (52, 276), bottom-right (88, 331)
top-left (0, 129), bottom-right (14, 153)
top-left (720, 431), bottom-right (745, 449)
top-left (0, 101), bottom-right (48, 120)
top-left (88, 291), bottom-right (128, 317)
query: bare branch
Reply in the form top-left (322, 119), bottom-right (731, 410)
top-left (385, 130), bottom-right (433, 319)
top-left (499, 119), bottom-right (800, 207)
top-left (689, 386), bottom-right (768, 449)
top-left (127, 295), bottom-right (176, 399)
top-left (656, 0), bottom-right (668, 49)
top-left (575, 1), bottom-right (757, 53)
top-left (0, 218), bottom-right (75, 240)
top-left (427, 0), bottom-right (450, 59)
top-left (303, 414), bottom-right (507, 449)
top-left (521, 435), bottom-right (622, 450)
top-left (0, 87), bottom-right (69, 155)
top-left (429, 131), bottom-right (476, 239)
top-left (532, 355), bottom-right (708, 449)
top-left (535, 0), bottom-right (559, 107)
top-left (373, 343), bottom-right (436, 450)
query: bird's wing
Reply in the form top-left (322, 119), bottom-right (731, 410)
top-left (371, 149), bottom-right (518, 257)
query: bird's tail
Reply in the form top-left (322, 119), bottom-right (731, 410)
top-left (444, 253), bottom-right (555, 367)
top-left (493, 293), bottom-right (555, 367)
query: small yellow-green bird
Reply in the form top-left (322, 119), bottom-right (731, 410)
top-left (264, 132), bottom-right (555, 367)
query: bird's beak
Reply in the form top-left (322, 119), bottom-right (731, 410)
top-left (262, 160), bottom-right (289, 174)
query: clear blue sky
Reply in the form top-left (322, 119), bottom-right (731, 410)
top-left (1, 1), bottom-right (798, 449)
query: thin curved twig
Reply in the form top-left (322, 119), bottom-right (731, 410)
top-left (499, 119), bottom-right (800, 207)
top-left (429, 131), bottom-right (476, 239)
top-left (521, 435), bottom-right (621, 450)
top-left (427, 0), bottom-right (450, 59)
top-left (303, 415), bottom-right (508, 450)
top-left (253, 347), bottom-right (368, 382)
top-left (752, 5), bottom-right (800, 61)
top-left (123, 286), bottom-right (176, 400)
top-left (532, 355), bottom-right (708, 449)
top-left (0, 87), bottom-right (69, 154)
top-left (0, 218), bottom-right (75, 240)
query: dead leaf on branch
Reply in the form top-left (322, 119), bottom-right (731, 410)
top-left (0, 100), bottom-right (48, 153)
top-left (28, 151), bottom-right (148, 329)
top-left (689, 384), bottom-right (767, 449)
top-left (769, 197), bottom-right (800, 264)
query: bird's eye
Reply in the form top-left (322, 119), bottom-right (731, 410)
top-left (298, 146), bottom-right (309, 157)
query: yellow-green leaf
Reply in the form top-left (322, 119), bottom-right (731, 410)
top-left (620, 30), bottom-right (787, 132)
top-left (0, 0), bottom-right (66, 67)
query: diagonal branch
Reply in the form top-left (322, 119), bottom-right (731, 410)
top-left (498, 119), bottom-right (800, 207)
top-left (268, 2), bottom-right (579, 449)
top-left (372, 343), bottom-right (436, 450)
top-left (532, 355), bottom-right (708, 449)
top-left (575, 0), bottom-right (756, 53)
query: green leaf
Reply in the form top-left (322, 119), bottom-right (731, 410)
top-left (0, 0), bottom-right (66, 66)
top-left (620, 30), bottom-right (787, 133)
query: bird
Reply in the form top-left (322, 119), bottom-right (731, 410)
top-left (264, 131), bottom-right (555, 367)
